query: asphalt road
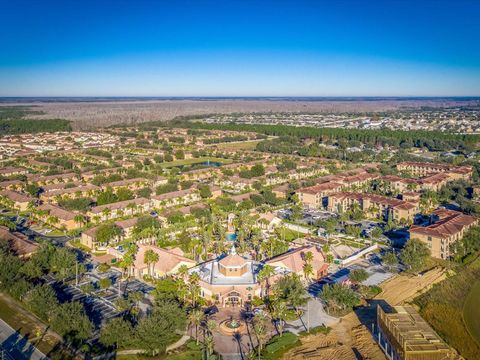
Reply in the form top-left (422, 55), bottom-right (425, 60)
top-left (0, 318), bottom-right (48, 360)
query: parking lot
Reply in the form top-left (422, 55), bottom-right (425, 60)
top-left (277, 207), bottom-right (338, 226)
top-left (308, 254), bottom-right (396, 297)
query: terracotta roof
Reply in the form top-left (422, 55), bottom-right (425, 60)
top-left (0, 190), bottom-right (33, 203)
top-left (114, 217), bottom-right (139, 229)
top-left (38, 204), bottom-right (76, 221)
top-left (219, 253), bottom-right (247, 267)
top-left (298, 182), bottom-right (342, 195)
top-left (266, 245), bottom-right (326, 274)
top-left (102, 178), bottom-right (146, 188)
top-left (330, 192), bottom-right (417, 211)
top-left (0, 226), bottom-right (38, 257)
top-left (410, 209), bottom-right (477, 239)
top-left (90, 197), bottom-right (150, 214)
top-left (134, 244), bottom-right (195, 273)
top-left (152, 188), bottom-right (196, 201)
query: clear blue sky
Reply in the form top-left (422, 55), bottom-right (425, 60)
top-left (1, 0), bottom-right (479, 96)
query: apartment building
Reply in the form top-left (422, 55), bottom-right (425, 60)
top-left (409, 208), bottom-right (477, 259)
top-left (40, 184), bottom-right (100, 202)
top-left (37, 203), bottom-right (80, 230)
top-left (396, 161), bottom-right (472, 179)
top-left (151, 188), bottom-right (201, 208)
top-left (88, 197), bottom-right (152, 221)
top-left (0, 190), bottom-right (34, 211)
top-left (327, 192), bottom-right (418, 223)
top-left (297, 182), bottom-right (343, 208)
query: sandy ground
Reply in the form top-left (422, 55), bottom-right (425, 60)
top-left (282, 267), bottom-right (447, 360)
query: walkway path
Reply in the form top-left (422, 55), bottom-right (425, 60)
top-left (0, 319), bottom-right (48, 360)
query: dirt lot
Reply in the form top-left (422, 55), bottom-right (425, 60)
top-left (282, 267), bottom-right (447, 360)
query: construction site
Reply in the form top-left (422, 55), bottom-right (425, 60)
top-left (376, 305), bottom-right (453, 360)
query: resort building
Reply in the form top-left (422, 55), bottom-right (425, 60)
top-left (266, 245), bottom-right (328, 281)
top-left (131, 244), bottom-right (196, 278)
top-left (409, 208), bottom-right (477, 259)
top-left (189, 246), bottom-right (264, 307)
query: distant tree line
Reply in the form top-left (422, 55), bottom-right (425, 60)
top-left (0, 118), bottom-right (71, 134)
top-left (163, 119), bottom-right (478, 152)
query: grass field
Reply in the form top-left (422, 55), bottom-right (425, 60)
top-left (414, 257), bottom-right (480, 359)
top-left (212, 139), bottom-right (263, 150)
top-left (463, 281), bottom-right (480, 347)
top-left (159, 156), bottom-right (233, 168)
top-left (0, 292), bottom-right (61, 356)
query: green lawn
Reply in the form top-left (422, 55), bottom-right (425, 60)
top-left (0, 293), bottom-right (62, 356)
top-left (212, 139), bottom-right (263, 150)
top-left (159, 157), bottom-right (233, 168)
top-left (276, 227), bottom-right (305, 242)
top-left (463, 281), bottom-right (480, 347)
top-left (414, 257), bottom-right (480, 359)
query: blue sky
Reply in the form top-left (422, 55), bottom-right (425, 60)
top-left (1, 0), bottom-right (479, 96)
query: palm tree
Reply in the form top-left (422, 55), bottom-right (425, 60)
top-left (144, 249), bottom-right (157, 277)
top-left (201, 319), bottom-right (217, 358)
top-left (102, 207), bottom-right (111, 220)
top-left (189, 309), bottom-right (205, 345)
top-left (302, 263), bottom-right (314, 283)
top-left (74, 214), bottom-right (85, 227)
top-left (271, 300), bottom-right (288, 336)
top-left (257, 265), bottom-right (275, 298)
top-left (253, 313), bottom-right (268, 359)
top-left (302, 251), bottom-right (314, 282)
top-left (188, 272), bottom-right (201, 307)
top-left (177, 264), bottom-right (189, 279)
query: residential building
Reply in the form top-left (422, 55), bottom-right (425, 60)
top-left (396, 161), bottom-right (472, 179)
top-left (327, 192), bottom-right (417, 223)
top-left (297, 182), bottom-right (343, 208)
top-left (37, 204), bottom-right (80, 230)
top-left (409, 208), bottom-right (477, 259)
top-left (0, 190), bottom-right (34, 211)
top-left (0, 226), bottom-right (39, 258)
top-left (151, 188), bottom-right (200, 208)
top-left (88, 197), bottom-right (152, 221)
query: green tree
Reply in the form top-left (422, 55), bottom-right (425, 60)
top-left (270, 300), bottom-right (289, 336)
top-left (400, 238), bottom-right (430, 273)
top-left (382, 251), bottom-right (398, 270)
top-left (349, 269), bottom-right (369, 284)
top-left (96, 224), bottom-right (122, 247)
top-left (198, 184), bottom-right (212, 199)
top-left (50, 301), bottom-right (93, 344)
top-left (135, 301), bottom-right (187, 355)
top-left (273, 274), bottom-right (309, 312)
top-left (100, 317), bottom-right (134, 349)
top-left (320, 283), bottom-right (360, 315)
top-left (24, 284), bottom-right (59, 321)
top-left (99, 277), bottom-right (112, 289)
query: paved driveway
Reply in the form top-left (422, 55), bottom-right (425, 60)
top-left (285, 297), bottom-right (338, 335)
